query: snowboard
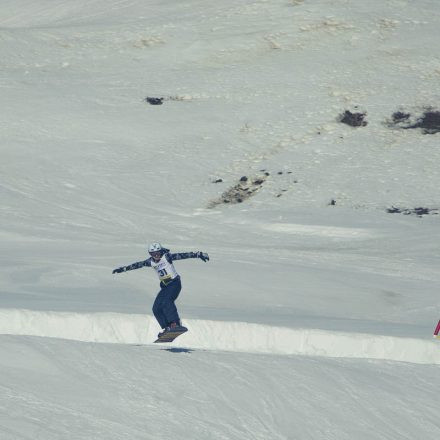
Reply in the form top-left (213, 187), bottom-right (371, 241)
top-left (154, 326), bottom-right (188, 343)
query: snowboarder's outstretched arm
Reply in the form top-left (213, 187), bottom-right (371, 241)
top-left (112, 259), bottom-right (152, 274)
top-left (168, 251), bottom-right (210, 262)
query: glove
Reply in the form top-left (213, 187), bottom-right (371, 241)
top-left (197, 252), bottom-right (209, 262)
top-left (112, 267), bottom-right (125, 274)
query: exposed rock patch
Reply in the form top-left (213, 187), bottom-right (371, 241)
top-left (387, 108), bottom-right (440, 134)
top-left (386, 206), bottom-right (438, 217)
top-left (391, 111), bottom-right (411, 124)
top-left (208, 175), bottom-right (267, 208)
top-left (145, 97), bottom-right (164, 105)
top-left (144, 95), bottom-right (197, 105)
top-left (208, 170), bottom-right (296, 207)
top-left (339, 110), bottom-right (368, 127)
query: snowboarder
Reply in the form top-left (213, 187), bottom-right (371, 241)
top-left (112, 243), bottom-right (209, 339)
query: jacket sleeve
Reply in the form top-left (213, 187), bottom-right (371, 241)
top-left (168, 252), bottom-right (200, 261)
top-left (121, 259), bottom-right (152, 272)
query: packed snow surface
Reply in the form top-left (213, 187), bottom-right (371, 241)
top-left (2, 335), bottom-right (440, 440)
top-left (1, 0), bottom-right (440, 438)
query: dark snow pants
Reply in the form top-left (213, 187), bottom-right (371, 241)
top-left (152, 276), bottom-right (182, 329)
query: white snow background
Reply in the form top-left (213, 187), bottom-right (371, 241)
top-left (1, 0), bottom-right (440, 438)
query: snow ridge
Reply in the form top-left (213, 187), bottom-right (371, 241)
top-left (1, 308), bottom-right (439, 365)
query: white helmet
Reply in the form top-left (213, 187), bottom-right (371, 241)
top-left (148, 242), bottom-right (163, 255)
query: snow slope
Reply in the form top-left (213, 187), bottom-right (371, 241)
top-left (1, 0), bottom-right (440, 438)
top-left (1, 335), bottom-right (440, 440)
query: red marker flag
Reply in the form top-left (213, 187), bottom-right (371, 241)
top-left (434, 320), bottom-right (440, 338)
